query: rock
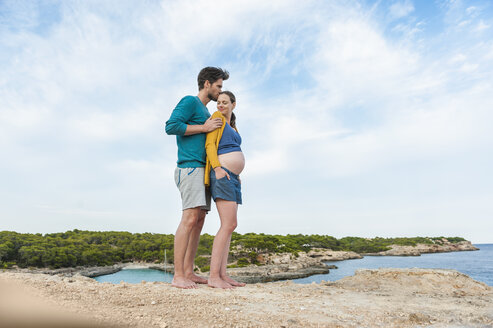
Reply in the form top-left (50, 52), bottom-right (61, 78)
top-left (226, 264), bottom-right (331, 283)
top-left (334, 268), bottom-right (491, 296)
top-left (366, 241), bottom-right (480, 257)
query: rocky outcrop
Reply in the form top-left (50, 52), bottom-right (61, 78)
top-left (261, 249), bottom-right (362, 266)
top-left (221, 250), bottom-right (361, 283)
top-left (226, 263), bottom-right (336, 283)
top-left (79, 265), bottom-right (123, 278)
top-left (365, 240), bottom-right (479, 256)
top-left (10, 262), bottom-right (175, 278)
top-left (330, 268), bottom-right (491, 296)
top-left (8, 264), bottom-right (124, 278)
top-left (1, 269), bottom-right (492, 327)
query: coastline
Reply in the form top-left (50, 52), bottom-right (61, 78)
top-left (7, 240), bottom-right (479, 283)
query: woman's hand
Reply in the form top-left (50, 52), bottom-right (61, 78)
top-left (214, 167), bottom-right (230, 180)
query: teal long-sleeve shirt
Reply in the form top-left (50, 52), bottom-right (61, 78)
top-left (165, 96), bottom-right (211, 168)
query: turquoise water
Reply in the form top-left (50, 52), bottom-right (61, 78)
top-left (94, 244), bottom-right (493, 286)
top-left (94, 268), bottom-right (173, 284)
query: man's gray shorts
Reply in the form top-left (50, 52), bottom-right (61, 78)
top-left (174, 167), bottom-right (211, 211)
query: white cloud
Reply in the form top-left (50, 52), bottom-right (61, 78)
top-left (1, 0), bottom-right (493, 241)
top-left (475, 20), bottom-right (490, 32)
top-left (389, 0), bottom-right (415, 20)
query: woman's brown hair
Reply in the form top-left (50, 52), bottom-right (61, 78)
top-left (219, 91), bottom-right (237, 129)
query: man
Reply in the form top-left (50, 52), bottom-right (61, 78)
top-left (165, 67), bottom-right (229, 289)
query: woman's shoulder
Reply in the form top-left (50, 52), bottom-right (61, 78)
top-left (211, 110), bottom-right (225, 119)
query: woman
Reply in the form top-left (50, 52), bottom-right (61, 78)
top-left (204, 91), bottom-right (246, 289)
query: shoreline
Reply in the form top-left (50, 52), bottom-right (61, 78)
top-left (6, 241), bottom-right (480, 283)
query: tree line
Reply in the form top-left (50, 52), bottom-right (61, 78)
top-left (0, 230), bottom-right (465, 269)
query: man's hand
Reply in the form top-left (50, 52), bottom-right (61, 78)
top-left (214, 167), bottom-right (230, 180)
top-left (202, 118), bottom-right (222, 132)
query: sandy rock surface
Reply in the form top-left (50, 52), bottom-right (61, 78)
top-left (1, 268), bottom-right (492, 328)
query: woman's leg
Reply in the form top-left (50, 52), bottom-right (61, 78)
top-left (219, 234), bottom-right (246, 287)
top-left (208, 199), bottom-right (238, 288)
top-left (219, 235), bottom-right (231, 277)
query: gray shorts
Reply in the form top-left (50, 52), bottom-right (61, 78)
top-left (174, 167), bottom-right (211, 211)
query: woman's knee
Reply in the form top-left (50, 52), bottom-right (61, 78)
top-left (222, 220), bottom-right (237, 233)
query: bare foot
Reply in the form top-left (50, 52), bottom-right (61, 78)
top-left (187, 273), bottom-right (208, 284)
top-left (208, 277), bottom-right (234, 289)
top-left (222, 275), bottom-right (246, 287)
top-left (171, 277), bottom-right (197, 289)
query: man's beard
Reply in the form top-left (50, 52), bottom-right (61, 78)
top-left (208, 91), bottom-right (218, 102)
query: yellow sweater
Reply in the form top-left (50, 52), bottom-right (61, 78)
top-left (204, 111), bottom-right (238, 186)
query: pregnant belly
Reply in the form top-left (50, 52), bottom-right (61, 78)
top-left (218, 151), bottom-right (245, 175)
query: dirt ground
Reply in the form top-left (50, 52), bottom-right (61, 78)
top-left (1, 268), bottom-right (492, 328)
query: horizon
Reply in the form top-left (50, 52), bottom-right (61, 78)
top-left (1, 0), bottom-right (493, 243)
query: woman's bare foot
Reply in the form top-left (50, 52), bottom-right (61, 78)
top-left (208, 277), bottom-right (234, 289)
top-left (221, 275), bottom-right (246, 287)
top-left (171, 277), bottom-right (197, 289)
top-left (187, 273), bottom-right (208, 284)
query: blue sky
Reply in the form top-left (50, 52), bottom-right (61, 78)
top-left (1, 0), bottom-right (492, 243)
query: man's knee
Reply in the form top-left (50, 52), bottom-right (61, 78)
top-left (196, 210), bottom-right (206, 228)
top-left (181, 208), bottom-right (201, 229)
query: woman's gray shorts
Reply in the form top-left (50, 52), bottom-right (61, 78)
top-left (174, 167), bottom-right (211, 211)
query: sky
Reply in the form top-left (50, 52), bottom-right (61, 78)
top-left (1, 0), bottom-right (492, 243)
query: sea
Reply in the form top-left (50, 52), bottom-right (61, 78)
top-left (94, 244), bottom-right (493, 286)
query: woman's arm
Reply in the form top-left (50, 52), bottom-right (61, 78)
top-left (205, 112), bottom-right (230, 180)
top-left (205, 127), bottom-right (221, 169)
top-left (205, 111), bottom-right (225, 169)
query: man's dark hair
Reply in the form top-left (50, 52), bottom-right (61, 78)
top-left (197, 67), bottom-right (229, 90)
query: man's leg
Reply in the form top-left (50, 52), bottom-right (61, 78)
top-left (172, 207), bottom-right (201, 289)
top-left (184, 209), bottom-right (207, 283)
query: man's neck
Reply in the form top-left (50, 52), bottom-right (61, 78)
top-left (197, 90), bottom-right (210, 106)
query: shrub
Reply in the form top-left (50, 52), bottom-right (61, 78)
top-left (194, 256), bottom-right (210, 270)
top-left (236, 257), bottom-right (250, 267)
top-left (248, 251), bottom-right (258, 264)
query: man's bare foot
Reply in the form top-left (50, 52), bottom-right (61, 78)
top-left (208, 277), bottom-right (234, 289)
top-left (222, 275), bottom-right (246, 287)
top-left (187, 273), bottom-right (208, 284)
top-left (171, 277), bottom-right (197, 289)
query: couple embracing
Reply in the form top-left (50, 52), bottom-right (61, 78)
top-left (165, 67), bottom-right (245, 289)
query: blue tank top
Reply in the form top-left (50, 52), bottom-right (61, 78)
top-left (217, 123), bottom-right (242, 155)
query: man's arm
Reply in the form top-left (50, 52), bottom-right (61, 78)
top-left (184, 118), bottom-right (222, 136)
top-left (165, 96), bottom-right (222, 136)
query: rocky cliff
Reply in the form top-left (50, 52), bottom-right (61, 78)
top-left (365, 240), bottom-right (479, 256)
